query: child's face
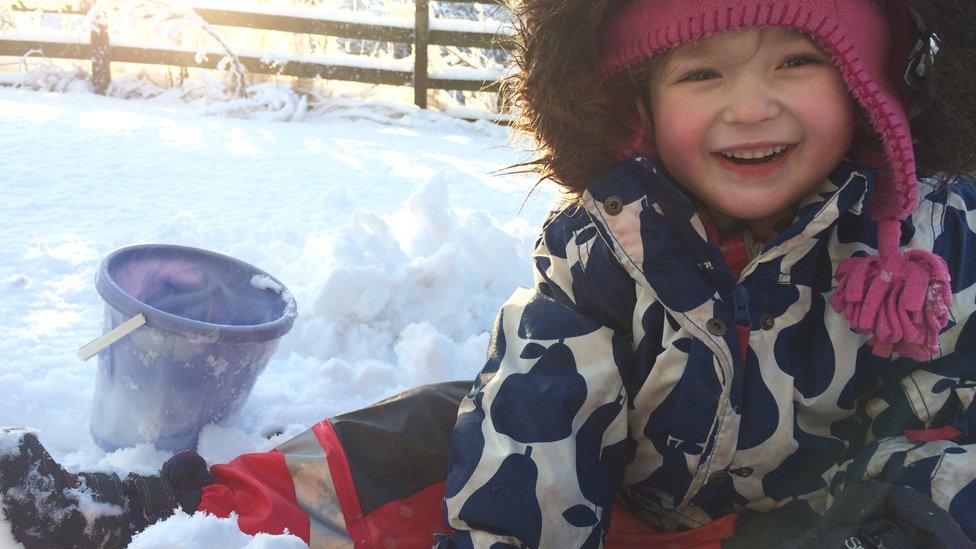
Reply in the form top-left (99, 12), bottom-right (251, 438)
top-left (644, 27), bottom-right (857, 229)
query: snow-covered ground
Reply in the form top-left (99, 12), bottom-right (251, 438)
top-left (0, 86), bottom-right (556, 546)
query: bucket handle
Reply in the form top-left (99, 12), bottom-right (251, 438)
top-left (77, 313), bottom-right (147, 361)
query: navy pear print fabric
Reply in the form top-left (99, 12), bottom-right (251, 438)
top-left (443, 157), bottom-right (976, 547)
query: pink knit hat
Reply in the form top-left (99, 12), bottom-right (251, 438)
top-left (599, 0), bottom-right (952, 361)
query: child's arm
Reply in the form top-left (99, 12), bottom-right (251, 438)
top-left (828, 176), bottom-right (976, 539)
top-left (440, 207), bottom-right (638, 547)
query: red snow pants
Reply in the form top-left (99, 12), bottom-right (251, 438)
top-left (196, 382), bottom-right (737, 548)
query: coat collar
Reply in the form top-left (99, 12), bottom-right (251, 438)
top-left (581, 156), bottom-right (875, 296)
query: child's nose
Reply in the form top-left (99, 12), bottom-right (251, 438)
top-left (720, 83), bottom-right (782, 126)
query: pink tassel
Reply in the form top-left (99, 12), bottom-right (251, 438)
top-left (830, 248), bottom-right (952, 361)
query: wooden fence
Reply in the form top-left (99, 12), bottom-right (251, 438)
top-left (0, 0), bottom-right (512, 110)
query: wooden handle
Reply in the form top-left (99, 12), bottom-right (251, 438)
top-left (77, 313), bottom-right (147, 361)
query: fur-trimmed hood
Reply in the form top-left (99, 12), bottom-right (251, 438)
top-left (503, 0), bottom-right (976, 195)
top-left (503, 0), bottom-right (632, 193)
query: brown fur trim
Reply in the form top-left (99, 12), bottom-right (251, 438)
top-left (501, 0), bottom-right (632, 197)
top-left (905, 0), bottom-right (976, 182)
top-left (504, 0), bottom-right (976, 195)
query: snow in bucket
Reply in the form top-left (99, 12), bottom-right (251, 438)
top-left (87, 245), bottom-right (297, 452)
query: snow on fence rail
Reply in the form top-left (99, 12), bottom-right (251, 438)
top-left (0, 0), bottom-right (513, 111)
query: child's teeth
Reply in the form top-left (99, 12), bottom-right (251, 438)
top-left (722, 145), bottom-right (787, 160)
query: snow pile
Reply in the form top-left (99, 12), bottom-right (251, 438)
top-left (129, 512), bottom-right (305, 549)
top-left (285, 175), bottom-right (526, 392)
top-left (299, 175), bottom-right (526, 346)
top-left (195, 424), bottom-right (276, 466)
top-left (0, 63), bottom-right (92, 94)
top-left (0, 86), bottom-right (554, 543)
top-left (231, 173), bottom-right (540, 436)
top-left (199, 83), bottom-right (313, 123)
top-left (75, 443), bottom-right (171, 478)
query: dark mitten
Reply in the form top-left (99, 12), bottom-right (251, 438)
top-left (119, 448), bottom-right (214, 533)
top-left (161, 449), bottom-right (213, 514)
top-left (785, 481), bottom-right (973, 549)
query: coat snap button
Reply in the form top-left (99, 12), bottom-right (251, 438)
top-left (760, 314), bottom-right (775, 331)
top-left (707, 470), bottom-right (729, 485)
top-left (732, 466), bottom-right (754, 478)
top-left (706, 317), bottom-right (727, 336)
top-left (603, 195), bottom-right (623, 215)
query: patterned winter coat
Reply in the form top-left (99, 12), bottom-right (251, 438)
top-left (442, 156), bottom-right (976, 547)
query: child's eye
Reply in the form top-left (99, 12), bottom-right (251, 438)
top-left (679, 69), bottom-right (719, 82)
top-left (781, 55), bottom-right (820, 69)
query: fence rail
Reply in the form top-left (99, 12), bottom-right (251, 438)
top-left (1, 0), bottom-right (512, 111)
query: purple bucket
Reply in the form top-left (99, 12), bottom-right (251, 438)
top-left (89, 244), bottom-right (297, 452)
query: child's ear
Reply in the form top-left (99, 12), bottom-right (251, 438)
top-left (632, 93), bottom-right (656, 149)
top-left (633, 93), bottom-right (652, 131)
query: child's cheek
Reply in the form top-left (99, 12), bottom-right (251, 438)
top-left (650, 94), bottom-right (712, 178)
top-left (796, 73), bottom-right (859, 145)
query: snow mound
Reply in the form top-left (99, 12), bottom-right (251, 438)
top-left (129, 512), bottom-right (305, 549)
top-left (270, 175), bottom-right (531, 411)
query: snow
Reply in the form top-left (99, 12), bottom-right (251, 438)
top-left (0, 28), bottom-right (88, 43)
top-left (251, 275), bottom-right (283, 294)
top-left (182, 46), bottom-right (415, 74)
top-left (0, 429), bottom-right (35, 458)
top-left (129, 512), bottom-right (307, 548)
top-left (429, 17), bottom-right (516, 36)
top-left (65, 485), bottom-right (123, 526)
top-left (0, 84), bottom-right (555, 544)
top-left (444, 106), bottom-right (514, 123)
top-left (191, 2), bottom-right (415, 30)
top-left (430, 65), bottom-right (507, 82)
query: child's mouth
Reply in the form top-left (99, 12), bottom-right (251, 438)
top-left (720, 146), bottom-right (792, 165)
top-left (713, 144), bottom-right (796, 176)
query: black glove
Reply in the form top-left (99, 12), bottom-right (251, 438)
top-left (0, 428), bottom-right (212, 548)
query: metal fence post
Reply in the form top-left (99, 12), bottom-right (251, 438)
top-left (413, 0), bottom-right (429, 109)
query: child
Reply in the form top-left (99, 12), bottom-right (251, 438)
top-left (439, 0), bottom-right (976, 546)
top-left (3, 0), bottom-right (976, 547)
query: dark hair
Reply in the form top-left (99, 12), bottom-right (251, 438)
top-left (502, 0), bottom-right (976, 196)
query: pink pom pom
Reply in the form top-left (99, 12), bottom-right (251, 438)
top-left (830, 248), bottom-right (952, 361)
